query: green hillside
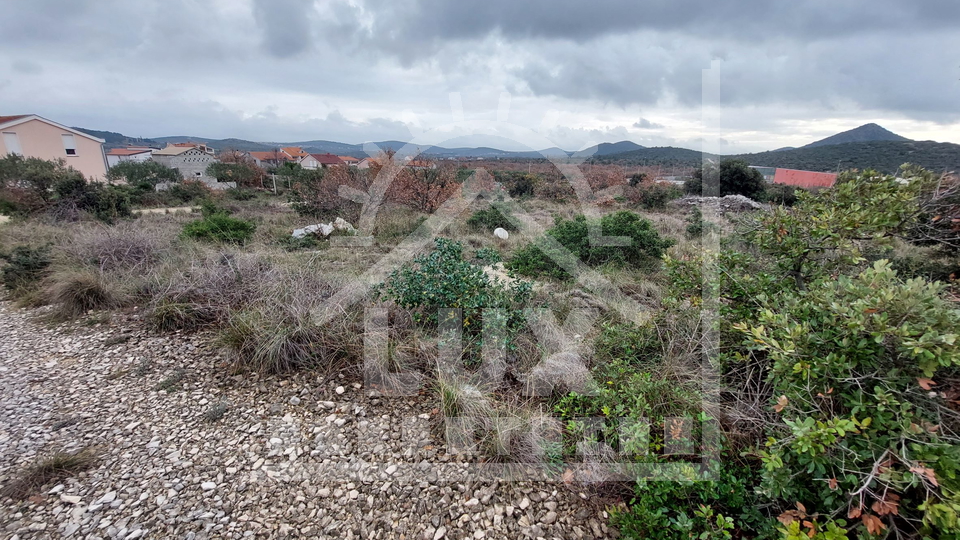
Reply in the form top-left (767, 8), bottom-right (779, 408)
top-left (733, 140), bottom-right (960, 174)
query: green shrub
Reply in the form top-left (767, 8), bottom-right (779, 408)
top-left (181, 205), bottom-right (256, 244)
top-left (615, 460), bottom-right (773, 540)
top-left (226, 188), bottom-right (257, 201)
top-left (473, 247), bottom-right (503, 264)
top-left (741, 261), bottom-right (960, 538)
top-left (466, 207), bottom-right (516, 232)
top-left (685, 159), bottom-right (766, 200)
top-left (508, 211), bottom-right (673, 280)
top-left (165, 181), bottom-right (211, 205)
top-left (0, 245), bottom-right (52, 293)
top-left (684, 207), bottom-right (719, 239)
top-left (765, 183), bottom-right (801, 206)
top-left (378, 238), bottom-right (533, 356)
top-left (106, 161), bottom-right (182, 187)
top-left (632, 183), bottom-right (683, 209)
top-left (492, 171), bottom-right (539, 198)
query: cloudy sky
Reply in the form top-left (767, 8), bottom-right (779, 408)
top-left (1, 0), bottom-right (958, 154)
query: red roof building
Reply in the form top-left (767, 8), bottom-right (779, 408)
top-left (773, 168), bottom-right (837, 189)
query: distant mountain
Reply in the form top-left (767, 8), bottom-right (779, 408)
top-left (596, 146), bottom-right (713, 167)
top-left (574, 141), bottom-right (645, 158)
top-left (804, 123), bottom-right (910, 148)
top-left (72, 127), bottom-right (159, 149)
top-left (771, 146), bottom-right (796, 152)
top-left (734, 140), bottom-right (960, 174)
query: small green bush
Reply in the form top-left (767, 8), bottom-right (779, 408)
top-left (632, 183), bottom-right (683, 209)
top-left (684, 207), bottom-right (719, 239)
top-left (508, 211), bottom-right (673, 280)
top-left (0, 245), bottom-right (52, 292)
top-left (181, 205), bottom-right (256, 244)
top-left (378, 238), bottom-right (533, 356)
top-left (765, 183), bottom-right (801, 206)
top-left (614, 460), bottom-right (772, 540)
top-left (165, 181), bottom-right (211, 205)
top-left (466, 207), bottom-right (516, 232)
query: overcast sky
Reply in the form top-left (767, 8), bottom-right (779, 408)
top-left (1, 0), bottom-right (958, 154)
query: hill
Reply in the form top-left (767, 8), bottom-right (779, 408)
top-left (734, 140), bottom-right (960, 174)
top-left (595, 146), bottom-right (715, 167)
top-left (804, 123), bottom-right (909, 148)
top-left (574, 141), bottom-right (644, 158)
top-left (72, 127), bottom-right (160, 149)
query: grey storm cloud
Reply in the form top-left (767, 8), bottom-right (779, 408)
top-left (0, 0), bottom-right (957, 150)
top-left (252, 0), bottom-right (314, 58)
top-left (633, 118), bottom-right (664, 129)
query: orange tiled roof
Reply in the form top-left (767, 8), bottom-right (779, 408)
top-left (773, 168), bottom-right (837, 189)
top-left (250, 151), bottom-right (291, 161)
top-left (282, 147), bottom-right (308, 158)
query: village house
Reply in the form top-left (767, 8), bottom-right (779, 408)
top-left (338, 155), bottom-right (361, 166)
top-left (282, 147), bottom-right (309, 160)
top-left (0, 114), bottom-right (108, 180)
top-left (152, 143), bottom-right (229, 187)
top-left (249, 150), bottom-right (294, 168)
top-left (105, 146), bottom-right (155, 168)
top-left (300, 153), bottom-right (345, 170)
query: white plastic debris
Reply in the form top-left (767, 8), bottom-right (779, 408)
top-left (493, 228), bottom-right (509, 240)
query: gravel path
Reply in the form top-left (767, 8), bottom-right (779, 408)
top-left (0, 303), bottom-right (616, 539)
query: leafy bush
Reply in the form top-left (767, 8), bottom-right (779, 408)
top-left (629, 182), bottom-right (683, 209)
top-left (181, 204), bottom-right (256, 244)
top-left (492, 171), bottom-right (539, 198)
top-left (615, 461), bottom-right (773, 540)
top-left (508, 211), bottom-right (674, 280)
top-left (0, 245), bottom-right (52, 292)
top-left (685, 159), bottom-right (766, 200)
top-left (684, 207), bottom-right (718, 239)
top-left (740, 260), bottom-right (960, 538)
top-left (466, 207), bottom-right (516, 232)
top-left (765, 183), bottom-right (801, 206)
top-left (378, 238), bottom-right (533, 355)
top-left (164, 181), bottom-right (211, 205)
top-left (106, 161), bottom-right (182, 187)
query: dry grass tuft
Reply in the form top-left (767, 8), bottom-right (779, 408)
top-left (46, 270), bottom-right (115, 319)
top-left (0, 447), bottom-right (98, 501)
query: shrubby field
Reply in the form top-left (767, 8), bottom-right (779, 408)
top-left (2, 154), bottom-right (959, 539)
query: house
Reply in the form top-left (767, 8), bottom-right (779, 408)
top-left (171, 142), bottom-right (215, 155)
top-left (0, 114), bottom-right (108, 180)
top-left (338, 155), bottom-right (361, 166)
top-left (282, 147), bottom-right (309, 160)
top-left (152, 144), bottom-right (229, 188)
top-left (300, 153), bottom-right (345, 170)
top-left (357, 157), bottom-right (379, 170)
top-left (105, 146), bottom-right (154, 168)
top-left (772, 168), bottom-right (837, 189)
top-left (249, 150), bottom-right (294, 168)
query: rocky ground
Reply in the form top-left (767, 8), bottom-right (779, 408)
top-left (0, 303), bottom-right (618, 539)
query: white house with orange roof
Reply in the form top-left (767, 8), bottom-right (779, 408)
top-left (0, 114), bottom-right (108, 180)
top-left (105, 146), bottom-right (155, 168)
